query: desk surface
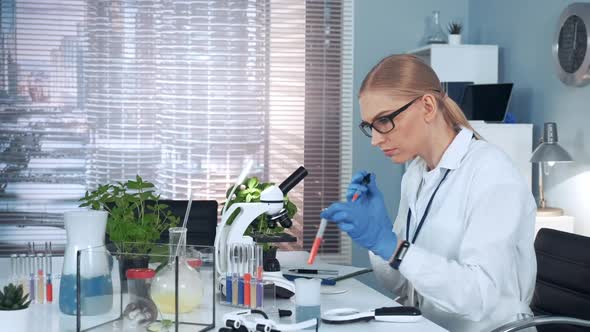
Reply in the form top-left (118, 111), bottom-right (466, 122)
top-left (0, 253), bottom-right (448, 332)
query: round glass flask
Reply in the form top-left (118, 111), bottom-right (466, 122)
top-left (150, 227), bottom-right (203, 315)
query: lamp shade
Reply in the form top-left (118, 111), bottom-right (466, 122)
top-left (530, 122), bottom-right (573, 163)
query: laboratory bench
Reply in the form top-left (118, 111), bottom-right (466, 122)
top-left (0, 253), bottom-right (449, 332)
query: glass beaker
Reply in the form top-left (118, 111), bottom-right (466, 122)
top-left (425, 10), bottom-right (447, 44)
top-left (150, 227), bottom-right (203, 315)
top-left (295, 278), bottom-right (321, 329)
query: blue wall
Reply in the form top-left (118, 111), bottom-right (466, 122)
top-left (352, 0), bottom-right (470, 293)
top-left (468, 0), bottom-right (590, 236)
top-left (354, 0), bottom-right (590, 293)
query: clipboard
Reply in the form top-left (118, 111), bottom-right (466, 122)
top-left (281, 264), bottom-right (372, 285)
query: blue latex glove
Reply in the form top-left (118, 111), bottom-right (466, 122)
top-left (321, 171), bottom-right (397, 261)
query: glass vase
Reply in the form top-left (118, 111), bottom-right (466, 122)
top-left (59, 210), bottom-right (113, 315)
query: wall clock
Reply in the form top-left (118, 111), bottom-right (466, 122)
top-left (553, 3), bottom-right (590, 86)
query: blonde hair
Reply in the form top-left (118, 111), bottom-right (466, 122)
top-left (360, 54), bottom-right (481, 139)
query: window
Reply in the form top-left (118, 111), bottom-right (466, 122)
top-left (0, 0), bottom-right (353, 263)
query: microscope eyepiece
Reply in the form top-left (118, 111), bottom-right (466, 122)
top-left (278, 166), bottom-right (308, 195)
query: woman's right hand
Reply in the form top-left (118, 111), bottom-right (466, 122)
top-left (346, 171), bottom-right (387, 211)
top-left (321, 171), bottom-right (397, 260)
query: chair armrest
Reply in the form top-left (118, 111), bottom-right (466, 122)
top-left (490, 315), bottom-right (590, 332)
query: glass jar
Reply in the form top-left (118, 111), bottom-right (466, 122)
top-left (124, 268), bottom-right (157, 327)
top-left (150, 227), bottom-right (203, 316)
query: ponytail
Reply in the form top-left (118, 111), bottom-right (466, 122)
top-left (441, 95), bottom-right (482, 140)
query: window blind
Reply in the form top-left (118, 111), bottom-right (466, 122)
top-left (0, 0), bottom-right (353, 263)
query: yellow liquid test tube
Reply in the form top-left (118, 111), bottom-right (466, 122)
top-left (250, 279), bottom-right (256, 308)
top-left (37, 254), bottom-right (44, 304)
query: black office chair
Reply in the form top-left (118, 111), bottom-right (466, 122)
top-left (105, 199), bottom-right (218, 246)
top-left (491, 228), bottom-right (590, 332)
top-left (156, 200), bottom-right (218, 246)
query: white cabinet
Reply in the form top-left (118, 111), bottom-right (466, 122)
top-left (535, 215), bottom-right (575, 237)
top-left (470, 122), bottom-right (533, 188)
top-left (407, 44), bottom-right (498, 84)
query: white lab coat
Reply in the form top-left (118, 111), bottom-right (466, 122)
top-left (369, 127), bottom-right (537, 332)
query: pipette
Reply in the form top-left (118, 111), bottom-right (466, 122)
top-left (351, 173), bottom-right (372, 202)
top-left (175, 192), bottom-right (193, 257)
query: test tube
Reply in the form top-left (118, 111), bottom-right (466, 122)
top-left (307, 218), bottom-right (328, 265)
top-left (18, 254), bottom-right (28, 292)
top-left (46, 242), bottom-right (53, 303)
top-left (250, 245), bottom-right (257, 308)
top-left (244, 244), bottom-right (252, 307)
top-left (256, 245), bottom-right (263, 308)
top-left (231, 245), bottom-right (238, 305)
top-left (225, 244), bottom-right (232, 303)
top-left (28, 253), bottom-right (36, 303)
top-left (37, 253), bottom-right (45, 304)
top-left (10, 254), bottom-right (17, 283)
top-left (238, 244), bottom-right (245, 306)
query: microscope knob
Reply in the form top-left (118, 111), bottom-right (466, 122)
top-left (263, 257), bottom-right (281, 272)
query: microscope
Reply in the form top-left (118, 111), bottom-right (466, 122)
top-left (214, 166), bottom-right (308, 299)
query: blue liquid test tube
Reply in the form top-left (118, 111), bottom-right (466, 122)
top-left (238, 244), bottom-right (245, 306)
top-left (225, 244), bottom-right (233, 303)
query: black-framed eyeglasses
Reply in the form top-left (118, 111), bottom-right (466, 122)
top-left (358, 97), bottom-right (421, 138)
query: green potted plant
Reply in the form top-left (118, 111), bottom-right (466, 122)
top-left (447, 21), bottom-right (463, 45)
top-left (223, 176), bottom-right (298, 259)
top-left (79, 175), bottom-right (180, 273)
top-left (0, 283), bottom-right (31, 331)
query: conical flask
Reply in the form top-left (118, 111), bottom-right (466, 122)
top-left (426, 10), bottom-right (447, 44)
top-left (150, 227), bottom-right (203, 315)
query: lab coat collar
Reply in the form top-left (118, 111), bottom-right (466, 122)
top-left (405, 127), bottom-right (473, 214)
top-left (435, 127), bottom-right (473, 171)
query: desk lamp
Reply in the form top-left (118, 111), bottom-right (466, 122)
top-left (530, 122), bottom-right (573, 216)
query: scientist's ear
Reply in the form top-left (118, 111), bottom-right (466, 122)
top-left (421, 94), bottom-right (439, 123)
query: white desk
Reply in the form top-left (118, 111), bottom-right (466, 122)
top-left (0, 253), bottom-right (448, 332)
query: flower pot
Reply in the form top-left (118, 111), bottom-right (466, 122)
top-left (448, 34), bottom-right (462, 45)
top-left (0, 306), bottom-right (31, 330)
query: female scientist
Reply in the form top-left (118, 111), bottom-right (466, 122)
top-left (320, 54), bottom-right (537, 332)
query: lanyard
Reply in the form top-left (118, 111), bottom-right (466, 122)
top-left (406, 168), bottom-right (451, 244)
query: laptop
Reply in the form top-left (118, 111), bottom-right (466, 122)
top-left (459, 83), bottom-right (514, 122)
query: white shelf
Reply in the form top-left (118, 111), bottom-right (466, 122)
top-left (407, 44), bottom-right (499, 56)
top-left (407, 44), bottom-right (499, 84)
top-left (470, 122), bottom-right (533, 188)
